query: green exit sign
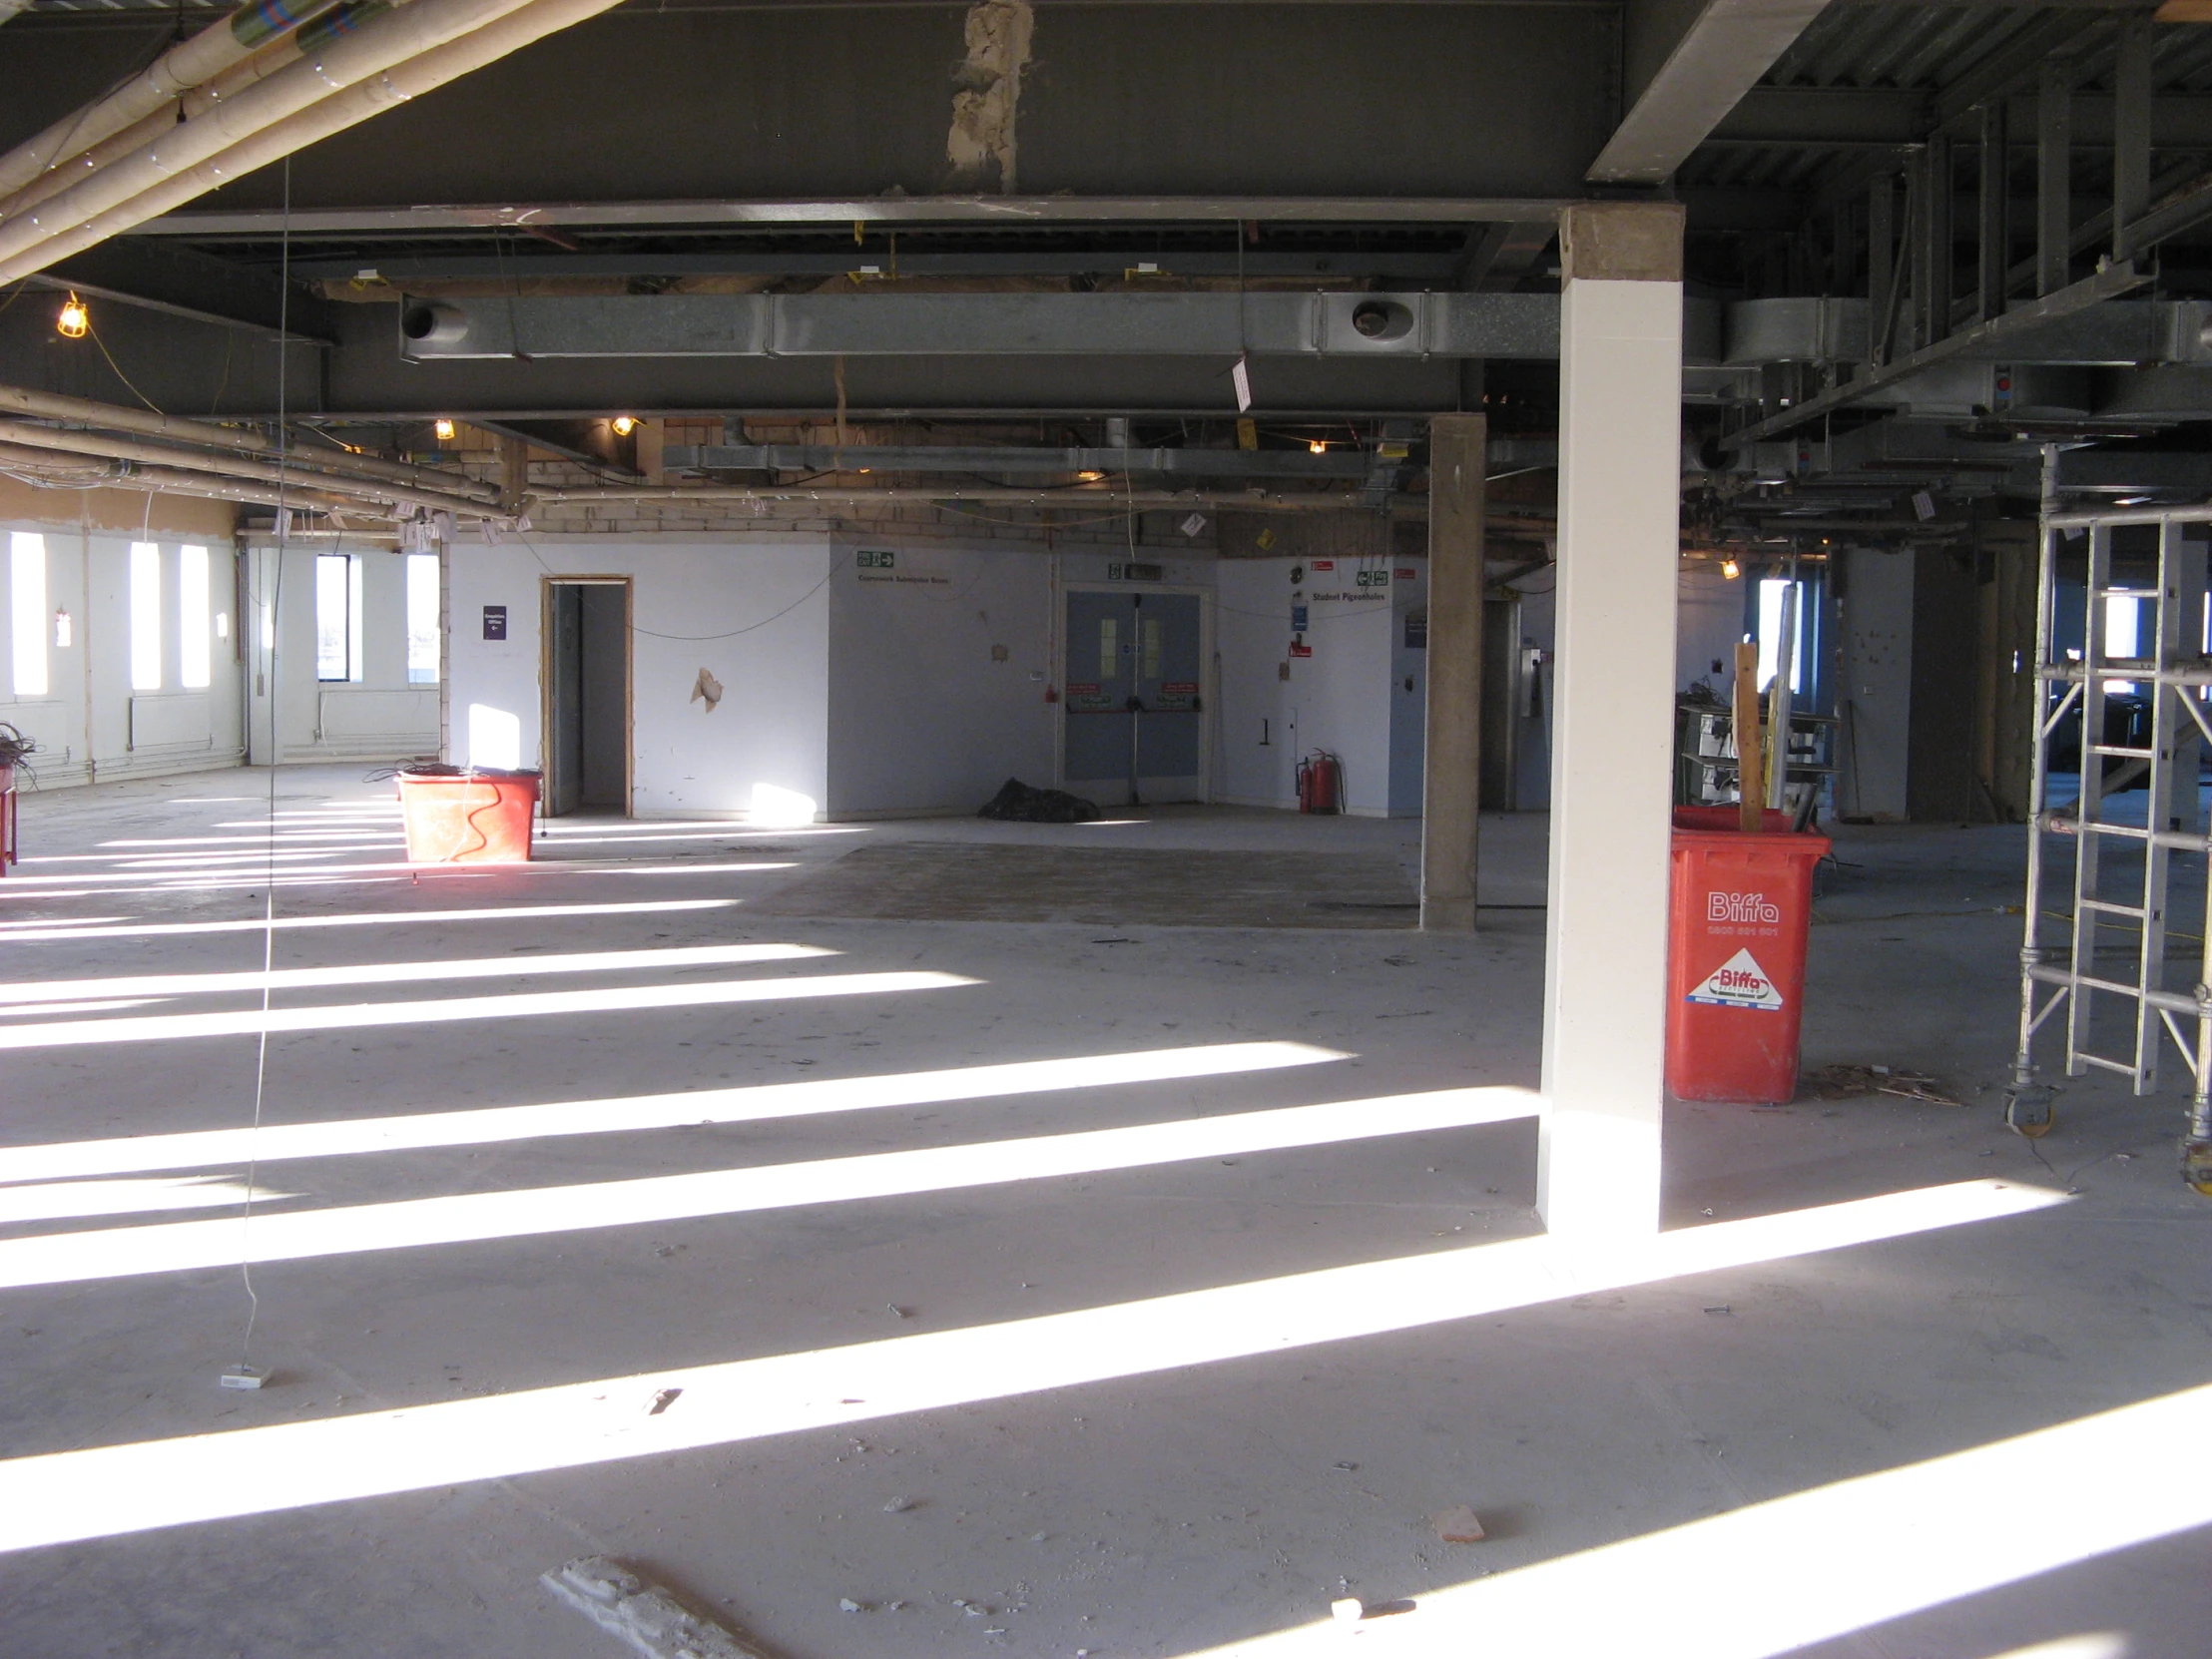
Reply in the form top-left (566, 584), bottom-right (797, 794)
top-left (857, 549), bottom-right (895, 569)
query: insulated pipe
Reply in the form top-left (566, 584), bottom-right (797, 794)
top-left (0, 440), bottom-right (376, 515)
top-left (0, 419), bottom-right (501, 517)
top-left (0, 0), bottom-right (627, 282)
top-left (0, 0), bottom-right (346, 201)
top-left (0, 0), bottom-right (557, 276)
top-left (0, 383), bottom-right (502, 504)
top-left (1, 2), bottom-right (394, 222)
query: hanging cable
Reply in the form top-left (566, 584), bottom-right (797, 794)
top-left (231, 155), bottom-right (294, 1388)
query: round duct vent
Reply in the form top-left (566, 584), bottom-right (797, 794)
top-left (402, 303), bottom-right (470, 347)
top-left (1351, 299), bottom-right (1414, 342)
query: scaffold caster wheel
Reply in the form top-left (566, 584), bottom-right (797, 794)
top-left (2005, 1085), bottom-right (2055, 1139)
top-left (2182, 1140), bottom-right (2212, 1197)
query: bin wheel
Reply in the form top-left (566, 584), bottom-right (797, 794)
top-left (2183, 1139), bottom-right (2212, 1196)
top-left (2005, 1085), bottom-right (2055, 1139)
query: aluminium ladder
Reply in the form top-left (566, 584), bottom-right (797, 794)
top-left (2011, 480), bottom-right (2212, 1192)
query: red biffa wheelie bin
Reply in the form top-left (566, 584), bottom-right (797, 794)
top-left (1666, 806), bottom-right (1830, 1104)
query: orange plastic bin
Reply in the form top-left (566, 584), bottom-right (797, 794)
top-left (1667, 807), bottom-right (1831, 1104)
top-left (395, 766), bottom-right (540, 864)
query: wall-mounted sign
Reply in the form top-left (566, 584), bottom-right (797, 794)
top-left (1108, 561), bottom-right (1164, 582)
top-left (1159, 681), bottom-right (1199, 695)
top-left (1404, 610), bottom-right (1427, 649)
top-left (482, 605), bottom-right (507, 641)
top-left (1355, 568), bottom-right (1388, 589)
top-left (1395, 567), bottom-right (1417, 580)
top-left (1289, 641), bottom-right (1313, 658)
top-left (1311, 559), bottom-right (1335, 572)
top-left (1291, 604), bottom-right (1309, 631)
top-left (857, 549), bottom-right (895, 569)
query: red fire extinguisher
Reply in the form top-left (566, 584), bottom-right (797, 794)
top-left (1297, 751), bottom-right (1342, 815)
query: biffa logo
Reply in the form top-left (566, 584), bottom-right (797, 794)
top-left (1686, 947), bottom-right (1784, 1011)
top-left (1707, 890), bottom-right (1782, 924)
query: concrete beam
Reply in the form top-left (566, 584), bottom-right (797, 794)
top-left (1421, 412), bottom-right (1485, 933)
top-left (1588, 0), bottom-right (1836, 185)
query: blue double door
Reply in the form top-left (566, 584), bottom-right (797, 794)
top-left (1062, 589), bottom-right (1206, 804)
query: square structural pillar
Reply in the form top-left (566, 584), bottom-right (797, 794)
top-left (1421, 411), bottom-right (1485, 932)
top-left (1535, 201), bottom-right (1685, 1240)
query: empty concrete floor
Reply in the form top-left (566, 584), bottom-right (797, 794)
top-left (0, 770), bottom-right (2206, 1657)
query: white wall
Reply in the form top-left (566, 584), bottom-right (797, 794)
top-left (448, 534), bottom-right (831, 819)
top-left (1215, 554), bottom-right (1405, 816)
top-left (245, 542), bottom-right (439, 765)
top-left (1676, 565), bottom-right (1747, 694)
top-left (1, 522), bottom-right (246, 789)
top-left (828, 541), bottom-right (1055, 816)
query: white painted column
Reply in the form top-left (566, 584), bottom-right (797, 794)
top-left (1536, 202), bottom-right (1685, 1239)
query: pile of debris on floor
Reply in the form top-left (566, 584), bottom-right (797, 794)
top-left (1800, 1063), bottom-right (1961, 1106)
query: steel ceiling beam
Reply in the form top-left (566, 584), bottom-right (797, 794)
top-left (1719, 259), bottom-right (2152, 449)
top-left (663, 443), bottom-right (1379, 478)
top-left (137, 197), bottom-right (1578, 239)
top-left (1588, 0), bottom-right (1836, 185)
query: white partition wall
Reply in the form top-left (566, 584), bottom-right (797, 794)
top-left (1536, 202), bottom-right (1687, 1240)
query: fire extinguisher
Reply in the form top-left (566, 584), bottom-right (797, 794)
top-left (1297, 751), bottom-right (1342, 815)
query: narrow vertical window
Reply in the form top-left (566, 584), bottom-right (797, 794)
top-left (347, 553), bottom-right (364, 684)
top-left (315, 553), bottom-right (351, 682)
top-left (1099, 617), bottom-right (1118, 681)
top-left (1756, 577), bottom-right (1805, 695)
top-left (1141, 616), bottom-right (1163, 680)
top-left (405, 552), bottom-right (439, 684)
top-left (180, 545), bottom-right (211, 689)
top-left (129, 541), bottom-right (162, 692)
top-left (9, 532), bottom-right (47, 698)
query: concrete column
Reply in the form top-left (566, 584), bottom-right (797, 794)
top-left (1535, 201), bottom-right (1684, 1241)
top-left (1421, 411), bottom-right (1485, 932)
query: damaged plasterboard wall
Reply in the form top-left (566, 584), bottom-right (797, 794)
top-left (947, 0), bottom-right (1035, 191)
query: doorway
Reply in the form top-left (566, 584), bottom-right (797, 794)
top-left (1062, 587), bottom-right (1208, 804)
top-left (544, 578), bottom-right (631, 816)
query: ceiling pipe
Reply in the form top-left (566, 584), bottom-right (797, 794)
top-left (1, 1), bottom-right (395, 223)
top-left (0, 0), bottom-right (559, 277)
top-left (0, 0), bottom-right (348, 201)
top-left (0, 440), bottom-right (377, 515)
top-left (0, 0), bottom-right (631, 284)
top-left (0, 419), bottom-right (502, 517)
top-left (0, 383), bottom-right (501, 504)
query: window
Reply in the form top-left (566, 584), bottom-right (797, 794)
top-left (1099, 617), bottom-right (1118, 681)
top-left (405, 552), bottom-right (440, 684)
top-left (180, 545), bottom-right (211, 689)
top-left (1756, 578), bottom-right (1806, 695)
top-left (129, 542), bottom-right (162, 691)
top-left (2104, 591), bottom-right (2146, 694)
top-left (9, 532), bottom-right (46, 698)
top-left (1141, 616), bottom-right (1163, 680)
top-left (315, 553), bottom-right (363, 683)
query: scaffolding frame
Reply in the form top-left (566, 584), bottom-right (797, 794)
top-left (2012, 462), bottom-right (2212, 1189)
